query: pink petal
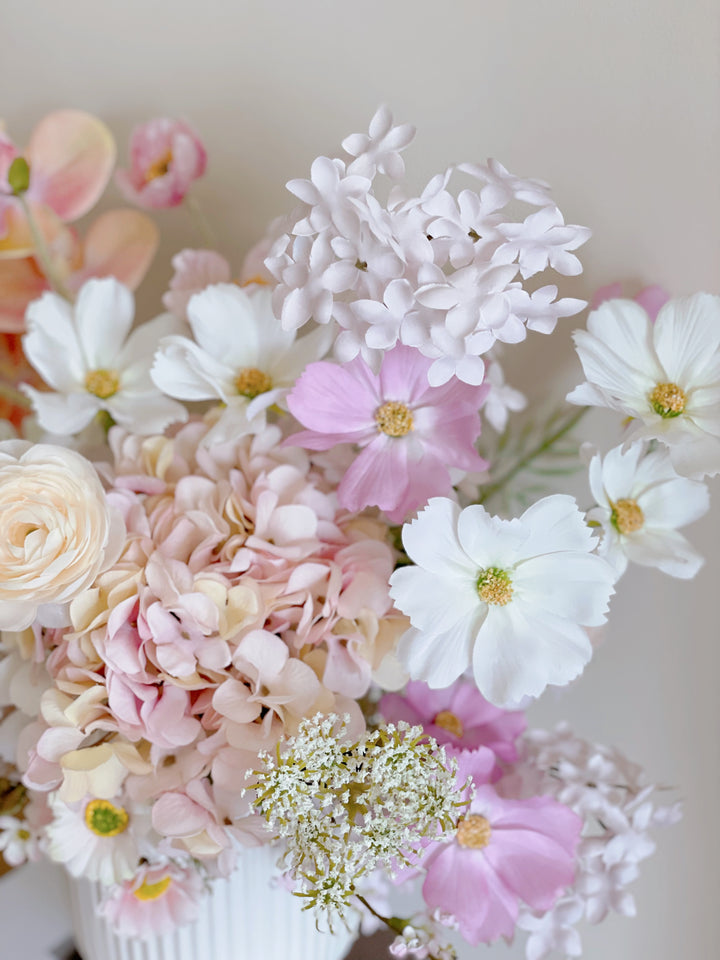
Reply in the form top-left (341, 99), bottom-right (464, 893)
top-left (26, 110), bottom-right (116, 221)
top-left (69, 209), bottom-right (159, 291)
top-left (0, 258), bottom-right (48, 332)
top-left (287, 358), bottom-right (379, 437)
top-left (338, 435), bottom-right (410, 515)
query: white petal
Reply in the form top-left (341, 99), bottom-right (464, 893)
top-left (515, 552), bottom-right (615, 625)
top-left (519, 494), bottom-right (595, 556)
top-left (456, 504), bottom-right (527, 567)
top-left (187, 284), bottom-right (260, 366)
top-left (105, 391), bottom-right (187, 435)
top-left (389, 566), bottom-right (479, 636)
top-left (399, 497), bottom-right (475, 576)
top-left (624, 528), bottom-right (704, 578)
top-left (23, 293), bottom-right (84, 390)
top-left (653, 293), bottom-right (720, 386)
top-left (398, 609), bottom-right (482, 689)
top-left (117, 312), bottom-right (185, 385)
top-left (22, 386), bottom-right (99, 435)
top-left (639, 475), bottom-right (710, 529)
top-left (152, 337), bottom-right (235, 401)
top-left (74, 277), bottom-right (135, 369)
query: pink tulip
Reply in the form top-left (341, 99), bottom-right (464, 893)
top-left (116, 118), bottom-right (207, 210)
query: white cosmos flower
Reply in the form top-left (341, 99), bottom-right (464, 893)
top-left (586, 442), bottom-right (709, 579)
top-left (22, 278), bottom-right (187, 436)
top-left (567, 294), bottom-right (720, 478)
top-left (389, 495), bottom-right (616, 707)
top-left (151, 283), bottom-right (333, 444)
top-left (46, 793), bottom-right (149, 885)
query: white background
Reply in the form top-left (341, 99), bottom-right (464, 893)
top-left (2, 2), bottom-right (719, 957)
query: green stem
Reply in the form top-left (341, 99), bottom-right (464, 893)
top-left (185, 193), bottom-right (217, 248)
top-left (18, 196), bottom-right (73, 301)
top-left (477, 405), bottom-right (590, 505)
top-left (354, 896), bottom-right (444, 960)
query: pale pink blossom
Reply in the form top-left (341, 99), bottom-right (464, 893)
top-left (116, 118), bottom-right (207, 210)
top-left (162, 249), bottom-right (231, 318)
top-left (99, 860), bottom-right (205, 937)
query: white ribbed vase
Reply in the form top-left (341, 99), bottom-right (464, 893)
top-left (67, 846), bottom-right (359, 960)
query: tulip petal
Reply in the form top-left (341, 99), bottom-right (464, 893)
top-left (26, 110), bottom-right (116, 221)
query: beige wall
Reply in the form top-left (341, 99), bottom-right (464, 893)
top-left (3, 1), bottom-right (719, 956)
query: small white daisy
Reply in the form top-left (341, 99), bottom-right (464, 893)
top-left (586, 442), bottom-right (709, 579)
top-left (389, 495), bottom-right (616, 707)
top-left (567, 294), bottom-right (720, 478)
top-left (22, 278), bottom-right (187, 436)
top-left (0, 814), bottom-right (40, 867)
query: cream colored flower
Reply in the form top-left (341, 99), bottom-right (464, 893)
top-left (0, 441), bottom-right (125, 631)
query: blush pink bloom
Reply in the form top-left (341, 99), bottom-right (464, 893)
top-left (379, 679), bottom-right (526, 777)
top-left (116, 119), bottom-right (207, 210)
top-left (590, 282), bottom-right (669, 321)
top-left (162, 248), bottom-right (232, 318)
top-left (99, 860), bottom-right (205, 937)
top-left (287, 344), bottom-right (489, 522)
top-left (421, 774), bottom-right (582, 946)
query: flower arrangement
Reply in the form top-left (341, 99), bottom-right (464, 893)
top-left (0, 106), bottom-right (713, 959)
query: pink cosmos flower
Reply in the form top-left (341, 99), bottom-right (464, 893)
top-left (590, 282), bottom-right (669, 321)
top-left (420, 763), bottom-right (582, 946)
top-left (99, 860), bottom-right (205, 937)
top-left (286, 344), bottom-right (489, 522)
top-left (116, 118), bottom-right (207, 210)
top-left (379, 679), bottom-right (526, 777)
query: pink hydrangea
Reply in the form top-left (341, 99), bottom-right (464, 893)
top-left (286, 344), bottom-right (489, 522)
top-left (99, 860), bottom-right (205, 937)
top-left (379, 679), bottom-right (526, 778)
top-left (420, 756), bottom-right (582, 946)
top-left (116, 118), bottom-right (207, 209)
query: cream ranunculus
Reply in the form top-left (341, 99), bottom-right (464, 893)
top-left (0, 441), bottom-right (125, 631)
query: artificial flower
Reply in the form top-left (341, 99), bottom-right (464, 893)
top-left (99, 860), bottom-right (205, 937)
top-left (590, 282), bottom-right (669, 321)
top-left (0, 814), bottom-right (41, 866)
top-left (287, 344), bottom-right (489, 522)
top-left (152, 282), bottom-right (332, 443)
top-left (389, 495), bottom-right (616, 706)
top-left (379, 679), bottom-right (526, 774)
top-left (21, 277), bottom-right (186, 435)
top-left (0, 441), bottom-right (125, 631)
top-left (46, 793), bottom-right (147, 885)
top-left (116, 118), bottom-right (207, 209)
top-left (162, 248), bottom-right (231, 318)
top-left (482, 359), bottom-right (526, 433)
top-left (567, 294), bottom-right (720, 478)
top-left (586, 442), bottom-right (709, 578)
top-left (420, 765), bottom-right (582, 945)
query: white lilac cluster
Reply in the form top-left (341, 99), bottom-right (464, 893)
top-left (514, 725), bottom-right (682, 960)
top-left (266, 105), bottom-right (587, 390)
top-left (252, 715), bottom-right (462, 925)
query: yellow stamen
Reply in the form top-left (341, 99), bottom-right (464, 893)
top-left (16, 828), bottom-right (31, 841)
top-left (477, 567), bottom-right (513, 606)
top-left (134, 876), bottom-right (172, 901)
top-left (456, 814), bottom-right (492, 849)
top-left (240, 275), bottom-right (269, 287)
top-left (649, 382), bottom-right (686, 418)
top-left (434, 711), bottom-right (464, 738)
top-left (235, 367), bottom-right (272, 399)
top-left (84, 799), bottom-right (129, 838)
top-left (144, 151), bottom-right (173, 183)
top-left (375, 401), bottom-right (414, 437)
top-left (85, 369), bottom-right (120, 399)
top-left (611, 498), bottom-right (644, 534)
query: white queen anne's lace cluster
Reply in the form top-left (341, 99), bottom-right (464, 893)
top-left (267, 107), bottom-right (588, 387)
top-left (252, 715), bottom-right (462, 925)
top-left (515, 725), bottom-right (682, 959)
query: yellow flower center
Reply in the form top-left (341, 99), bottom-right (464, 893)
top-left (16, 828), bottom-right (31, 841)
top-left (85, 369), bottom-right (120, 399)
top-left (235, 367), bottom-right (272, 399)
top-left (477, 567), bottom-right (513, 606)
top-left (433, 711), bottom-right (464, 738)
top-left (145, 150), bottom-right (173, 182)
top-left (649, 382), bottom-right (686, 418)
top-left (134, 875), bottom-right (172, 901)
top-left (611, 498), bottom-right (644, 534)
top-left (456, 814), bottom-right (492, 849)
top-left (375, 401), bottom-right (414, 437)
top-left (84, 799), bottom-right (129, 838)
